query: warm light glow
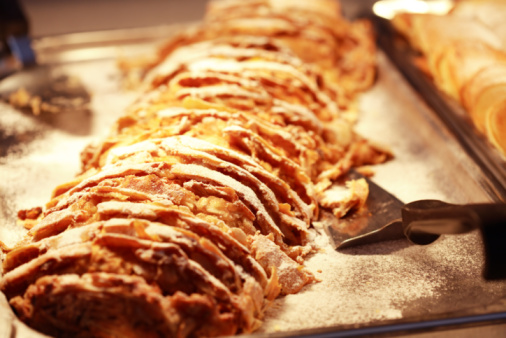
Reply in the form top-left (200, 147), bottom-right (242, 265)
top-left (373, 0), bottom-right (453, 19)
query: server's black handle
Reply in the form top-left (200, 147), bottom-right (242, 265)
top-left (471, 204), bottom-right (506, 280)
top-left (402, 200), bottom-right (506, 280)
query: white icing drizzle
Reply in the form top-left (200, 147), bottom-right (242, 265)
top-left (170, 162), bottom-right (284, 238)
top-left (176, 84), bottom-right (270, 101)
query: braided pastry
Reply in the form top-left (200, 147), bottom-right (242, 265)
top-left (1, 1), bottom-right (384, 336)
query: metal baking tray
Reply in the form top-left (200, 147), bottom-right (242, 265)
top-left (371, 1), bottom-right (506, 203)
top-left (1, 8), bottom-right (506, 338)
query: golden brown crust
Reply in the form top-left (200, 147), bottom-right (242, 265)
top-left (1, 0), bottom-right (384, 336)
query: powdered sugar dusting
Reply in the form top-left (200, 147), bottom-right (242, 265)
top-left (0, 59), bottom-right (135, 248)
top-left (1, 48), bottom-right (506, 337)
top-left (260, 237), bottom-right (431, 331)
top-left (260, 228), bottom-right (506, 333)
top-left (258, 53), bottom-right (506, 333)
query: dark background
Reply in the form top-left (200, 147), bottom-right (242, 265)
top-left (18, 0), bottom-right (376, 37)
top-left (19, 0), bottom-right (209, 37)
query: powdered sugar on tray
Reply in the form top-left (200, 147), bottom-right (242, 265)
top-left (258, 53), bottom-right (506, 333)
top-left (260, 228), bottom-right (506, 333)
top-left (0, 60), bottom-right (136, 248)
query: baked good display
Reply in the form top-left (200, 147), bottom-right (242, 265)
top-left (391, 0), bottom-right (506, 155)
top-left (0, 0), bottom-right (386, 336)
